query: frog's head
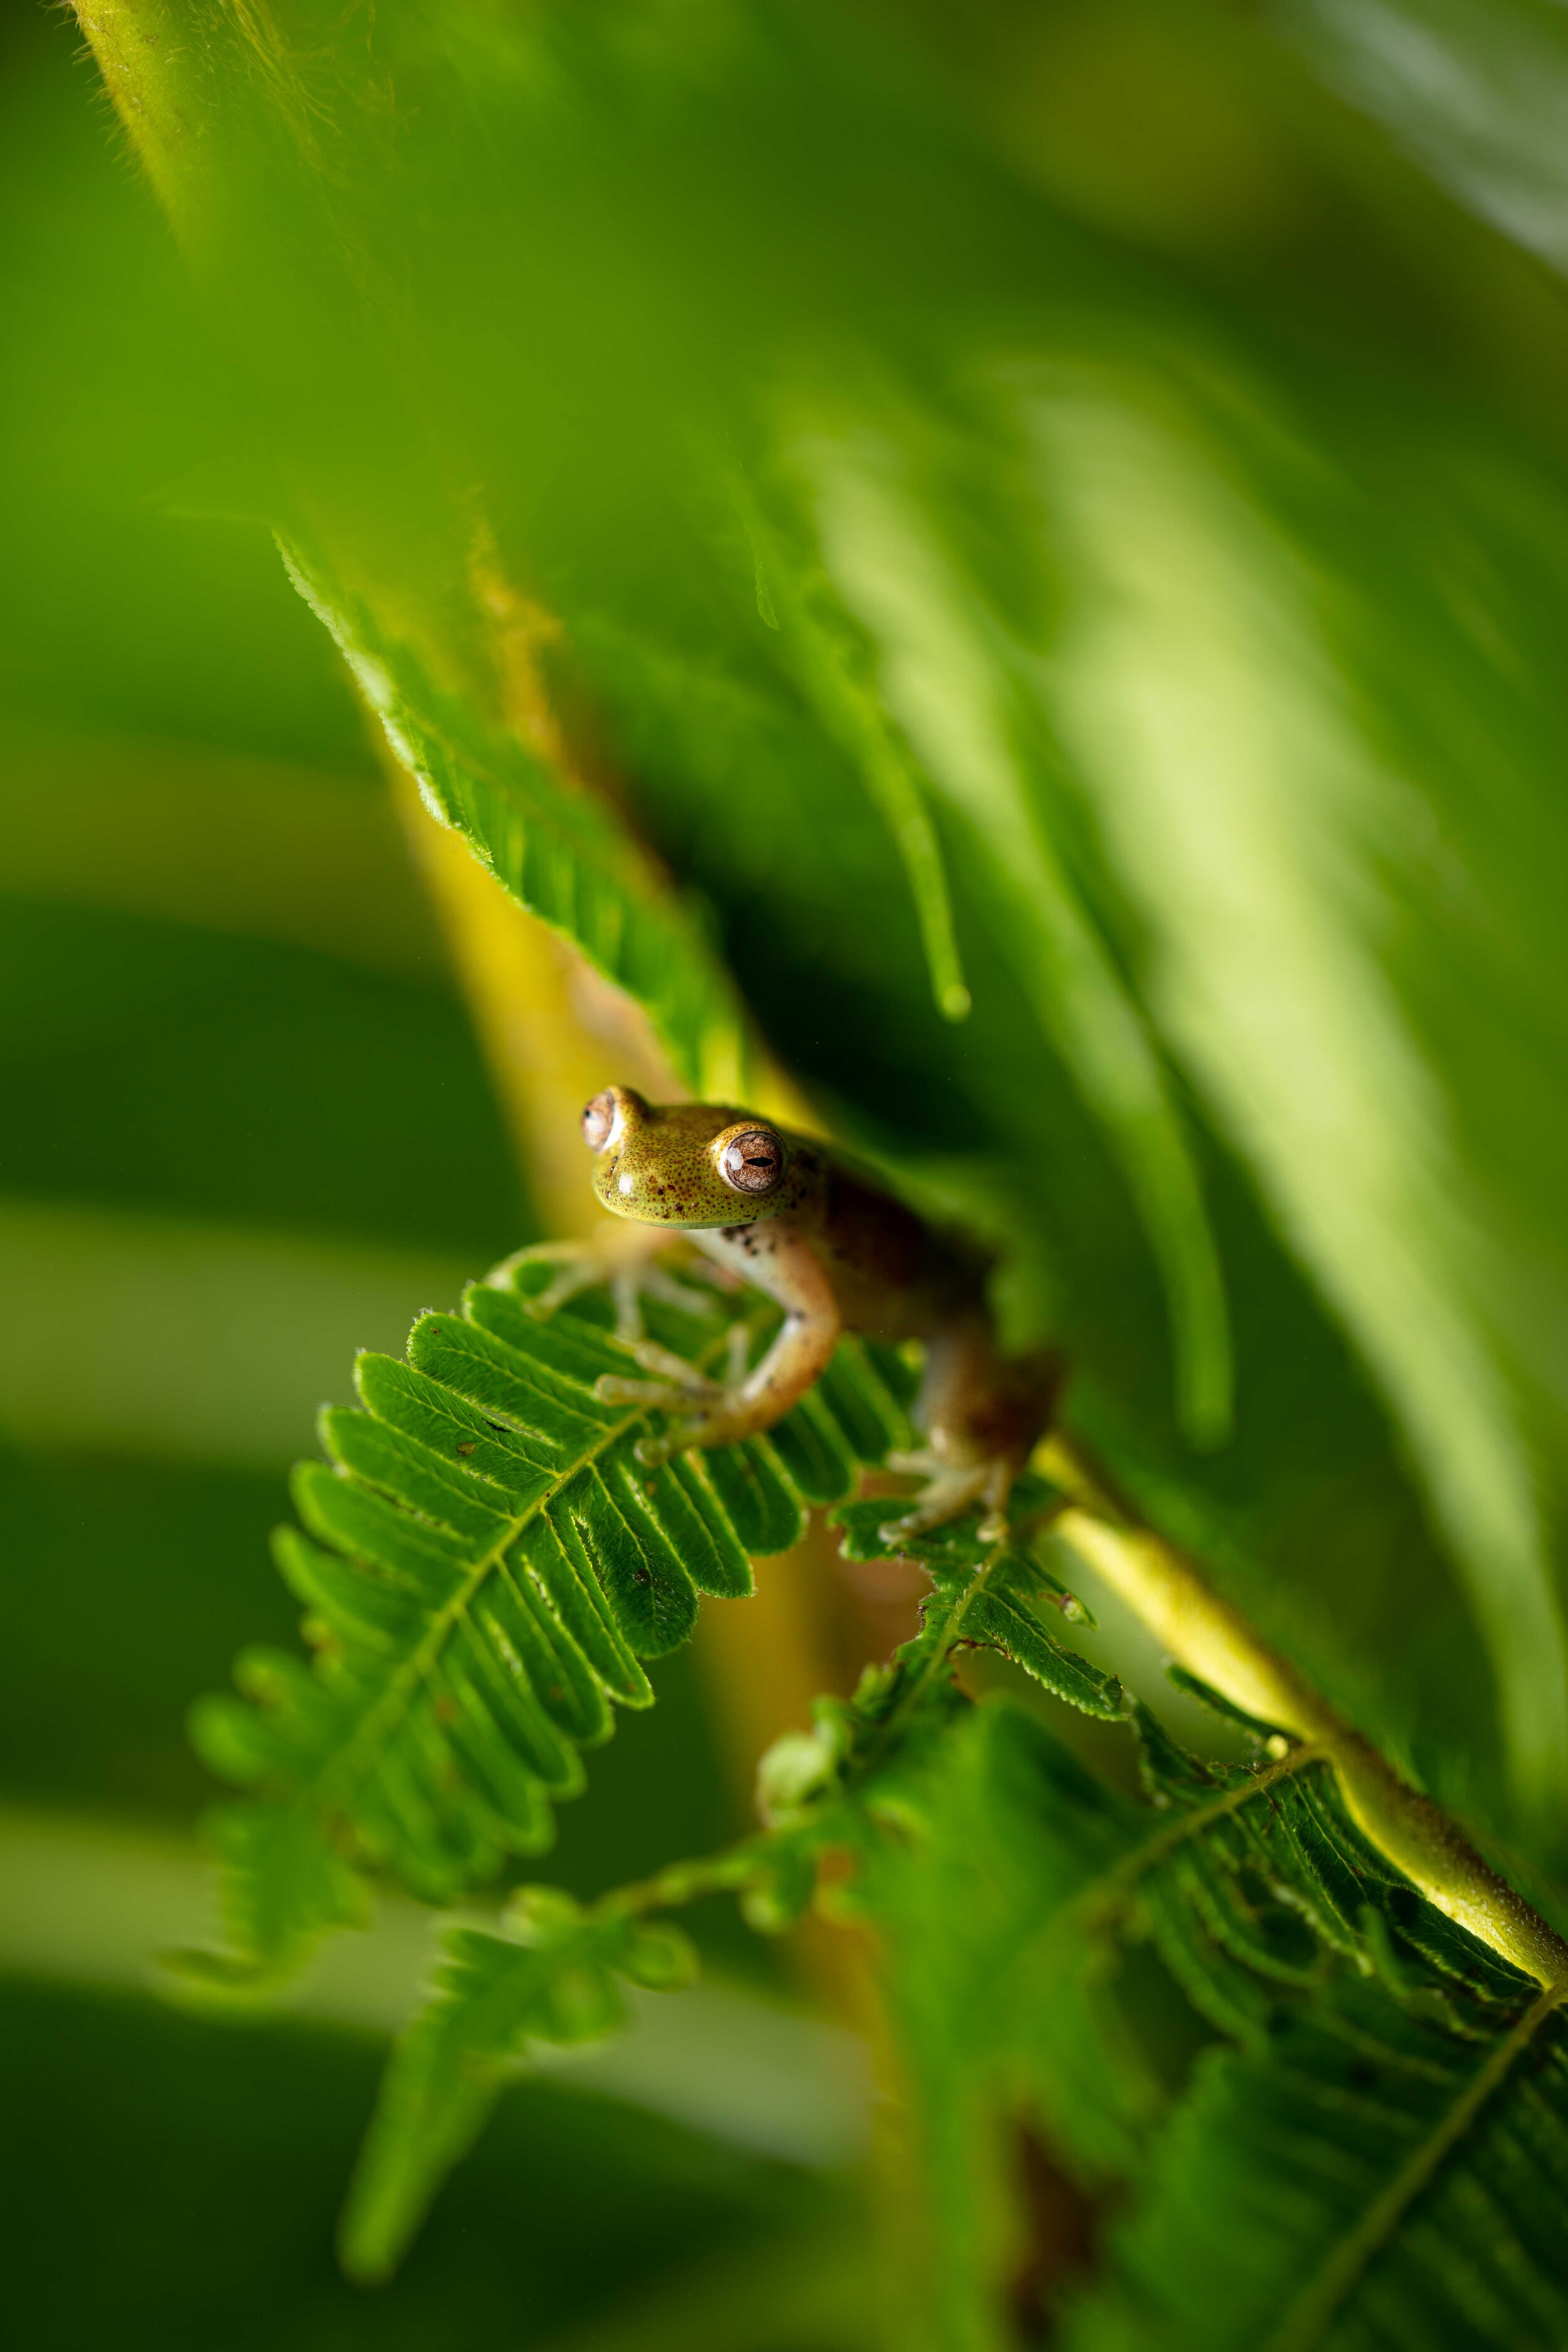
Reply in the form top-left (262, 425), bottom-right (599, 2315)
top-left (581, 1086), bottom-right (790, 1227)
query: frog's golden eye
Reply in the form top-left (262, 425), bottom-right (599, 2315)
top-left (581, 1089), bottom-right (623, 1152)
top-left (718, 1126), bottom-right (784, 1195)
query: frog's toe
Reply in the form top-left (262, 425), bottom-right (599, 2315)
top-left (606, 1262), bottom-right (723, 1342)
top-left (509, 1244), bottom-right (607, 1322)
top-left (623, 1338), bottom-right (721, 1392)
top-left (879, 1451), bottom-right (1017, 1547)
top-left (878, 1459), bottom-right (992, 1546)
top-left (598, 1346), bottom-right (729, 1449)
top-left (501, 1236), bottom-right (719, 1342)
top-left (632, 1400), bottom-right (739, 1466)
top-left (594, 1372), bottom-right (713, 1414)
top-left (975, 1458), bottom-right (1019, 1545)
top-left (633, 1384), bottom-right (758, 1465)
top-left (639, 1264), bottom-right (725, 1318)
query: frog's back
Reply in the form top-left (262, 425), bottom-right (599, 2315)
top-left (803, 1146), bottom-right (985, 1342)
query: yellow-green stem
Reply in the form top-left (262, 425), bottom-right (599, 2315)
top-left (1041, 1434), bottom-right (1568, 1989)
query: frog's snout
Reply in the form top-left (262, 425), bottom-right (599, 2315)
top-left (583, 1083), bottom-right (662, 1222)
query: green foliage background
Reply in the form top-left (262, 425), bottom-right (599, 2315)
top-left (8, 1), bottom-right (1568, 2344)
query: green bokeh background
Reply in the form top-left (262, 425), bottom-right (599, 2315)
top-left (0, 15), bottom-right (833, 2343)
top-left (11, 0), bottom-right (1568, 2340)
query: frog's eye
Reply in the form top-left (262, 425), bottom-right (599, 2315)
top-left (718, 1126), bottom-right (785, 1195)
top-left (581, 1090), bottom-right (624, 1152)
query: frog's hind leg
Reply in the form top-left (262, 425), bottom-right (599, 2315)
top-left (879, 1316), bottom-right (1061, 1548)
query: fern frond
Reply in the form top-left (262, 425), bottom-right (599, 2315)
top-left (338, 1880), bottom-right (713, 2284)
top-left (846, 1696), bottom-right (1557, 2349)
top-left (279, 538), bottom-right (755, 1101)
top-left (327, 1595), bottom-right (1565, 2314)
top-left (830, 1485), bottom-right (1125, 1724)
top-left (326, 1445), bottom-right (1136, 2279)
top-left (1064, 1973), bottom-right (1568, 2352)
top-left (179, 1264), bottom-right (916, 1986)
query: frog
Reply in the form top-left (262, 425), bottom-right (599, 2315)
top-left (529, 1084), bottom-right (1060, 1544)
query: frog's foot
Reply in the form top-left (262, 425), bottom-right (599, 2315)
top-left (595, 1322), bottom-right (754, 1463)
top-left (879, 1448), bottom-right (1017, 1549)
top-left (499, 1237), bottom-right (719, 1343)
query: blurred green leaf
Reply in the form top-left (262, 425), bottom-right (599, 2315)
top-left (1282, 0), bottom-right (1568, 275)
top-left (0, 1199), bottom-right (475, 1470)
top-left (341, 1899), bottom-right (667, 2283)
top-left (793, 428), bottom-right (1232, 1446)
top-left (282, 539), bottom-right (758, 1100)
top-left (1009, 359), bottom-right (1568, 1808)
top-left (847, 1697), bottom-right (1563, 2349)
top-left (0, 724), bottom-right (438, 976)
top-left (0, 1804), bottom-right (860, 2158)
top-left (0, 903), bottom-right (522, 1253)
top-left (0, 8), bottom-right (365, 761)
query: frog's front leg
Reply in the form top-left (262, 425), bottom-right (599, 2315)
top-left (595, 1222), bottom-right (841, 1465)
top-left (501, 1226), bottom-right (721, 1342)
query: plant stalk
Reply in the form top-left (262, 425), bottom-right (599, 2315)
top-left (1041, 1434), bottom-right (1568, 1990)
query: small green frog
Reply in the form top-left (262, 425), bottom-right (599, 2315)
top-left (538, 1086), bottom-right (1058, 1542)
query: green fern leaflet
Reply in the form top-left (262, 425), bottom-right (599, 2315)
top-left (179, 1258), bottom-right (923, 1985)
